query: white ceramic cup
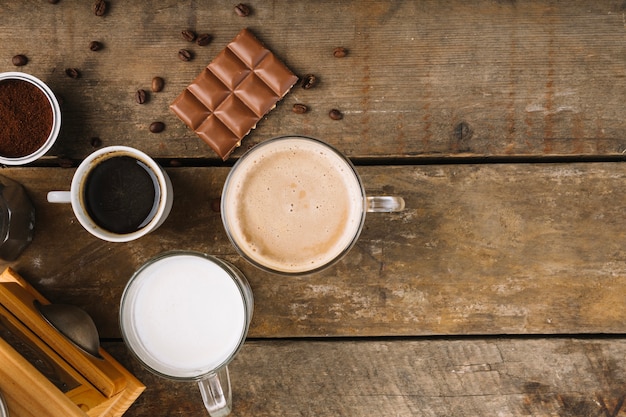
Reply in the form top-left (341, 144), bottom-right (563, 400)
top-left (0, 72), bottom-right (61, 165)
top-left (47, 146), bottom-right (173, 242)
top-left (120, 251), bottom-right (253, 417)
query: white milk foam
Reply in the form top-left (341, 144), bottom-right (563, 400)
top-left (223, 137), bottom-right (365, 274)
top-left (122, 255), bottom-right (246, 378)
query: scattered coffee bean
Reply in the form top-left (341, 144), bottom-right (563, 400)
top-left (135, 89), bottom-right (147, 104)
top-left (65, 68), bottom-right (80, 79)
top-left (178, 49), bottom-right (192, 62)
top-left (93, 0), bottom-right (107, 16)
top-left (48, 0), bottom-right (60, 3)
top-left (292, 103), bottom-right (308, 114)
top-left (149, 121), bottom-right (165, 133)
top-left (90, 137), bottom-right (102, 148)
top-left (235, 3), bottom-right (251, 16)
top-left (151, 76), bottom-right (164, 92)
top-left (11, 54), bottom-right (27, 66)
top-left (329, 109), bottom-right (343, 120)
top-left (301, 74), bottom-right (317, 89)
top-left (333, 47), bottom-right (348, 58)
top-left (181, 29), bottom-right (197, 42)
top-left (89, 41), bottom-right (103, 51)
top-left (196, 33), bottom-right (212, 46)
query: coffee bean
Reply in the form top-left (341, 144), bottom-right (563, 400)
top-left (329, 109), bottom-right (343, 120)
top-left (90, 137), bottom-right (102, 148)
top-left (333, 47), bottom-right (348, 58)
top-left (151, 76), bottom-right (164, 92)
top-left (65, 68), bottom-right (80, 79)
top-left (48, 0), bottom-right (59, 3)
top-left (196, 33), bottom-right (212, 46)
top-left (234, 3), bottom-right (250, 16)
top-left (149, 121), bottom-right (165, 133)
top-left (135, 89), bottom-right (147, 104)
top-left (12, 54), bottom-right (27, 66)
top-left (181, 29), bottom-right (196, 42)
top-left (292, 103), bottom-right (308, 114)
top-left (301, 74), bottom-right (317, 89)
top-left (93, 0), bottom-right (107, 16)
top-left (89, 41), bottom-right (103, 51)
top-left (178, 49), bottom-right (192, 62)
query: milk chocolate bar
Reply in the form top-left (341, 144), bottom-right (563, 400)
top-left (170, 28), bottom-right (298, 160)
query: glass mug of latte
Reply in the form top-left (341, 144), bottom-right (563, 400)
top-left (221, 135), bottom-right (405, 275)
top-left (47, 146), bottom-right (173, 242)
top-left (120, 252), bottom-right (253, 417)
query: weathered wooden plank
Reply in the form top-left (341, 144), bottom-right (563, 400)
top-left (1, 0), bottom-right (625, 161)
top-left (104, 338), bottom-right (626, 417)
top-left (1, 163), bottom-right (625, 338)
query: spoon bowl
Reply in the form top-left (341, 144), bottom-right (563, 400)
top-left (34, 300), bottom-right (103, 360)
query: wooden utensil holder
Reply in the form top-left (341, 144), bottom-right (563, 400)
top-left (0, 267), bottom-right (144, 416)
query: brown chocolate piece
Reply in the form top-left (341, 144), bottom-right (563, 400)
top-left (170, 28), bottom-right (298, 160)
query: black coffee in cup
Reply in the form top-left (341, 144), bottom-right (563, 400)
top-left (83, 156), bottom-right (160, 234)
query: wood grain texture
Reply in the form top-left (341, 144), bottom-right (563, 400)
top-left (2, 2), bottom-right (626, 414)
top-left (1, 163), bottom-right (625, 338)
top-left (104, 338), bottom-right (626, 417)
top-left (1, 0), bottom-right (625, 161)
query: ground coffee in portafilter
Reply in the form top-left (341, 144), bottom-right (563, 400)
top-left (0, 79), bottom-right (53, 157)
top-left (84, 156), bottom-right (160, 234)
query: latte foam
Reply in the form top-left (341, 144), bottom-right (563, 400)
top-left (222, 137), bottom-right (365, 274)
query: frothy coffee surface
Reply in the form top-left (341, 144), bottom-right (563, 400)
top-left (223, 137), bottom-right (364, 274)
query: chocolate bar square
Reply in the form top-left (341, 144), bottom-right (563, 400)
top-left (171, 28), bottom-right (298, 160)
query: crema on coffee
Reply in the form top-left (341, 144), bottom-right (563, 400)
top-left (222, 137), bottom-right (365, 274)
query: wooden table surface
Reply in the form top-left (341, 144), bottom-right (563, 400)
top-left (2, 1), bottom-right (626, 415)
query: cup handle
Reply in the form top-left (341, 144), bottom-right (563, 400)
top-left (198, 366), bottom-right (232, 417)
top-left (366, 196), bottom-right (405, 212)
top-left (47, 191), bottom-right (71, 204)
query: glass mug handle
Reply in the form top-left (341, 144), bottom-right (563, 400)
top-left (366, 196), bottom-right (405, 212)
top-left (198, 366), bottom-right (232, 417)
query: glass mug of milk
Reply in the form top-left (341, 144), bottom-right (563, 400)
top-left (221, 135), bottom-right (405, 275)
top-left (120, 252), bottom-right (253, 417)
